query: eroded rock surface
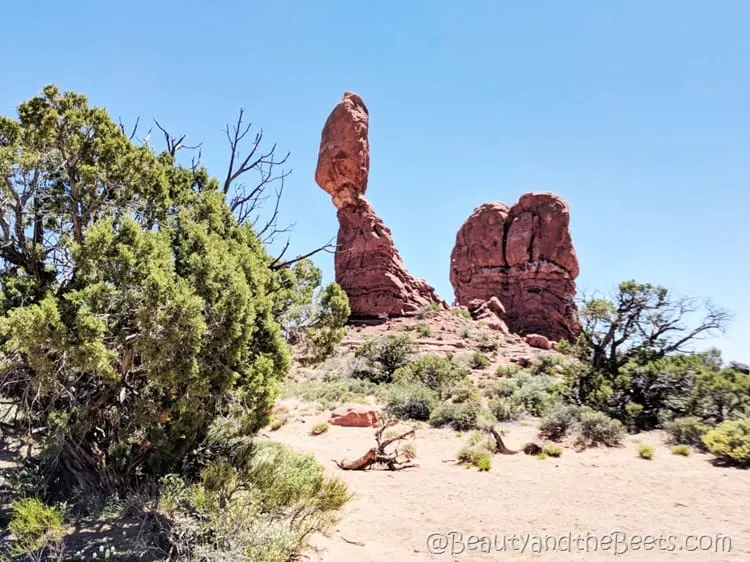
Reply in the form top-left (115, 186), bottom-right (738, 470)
top-left (316, 92), bottom-right (446, 318)
top-left (450, 192), bottom-right (580, 341)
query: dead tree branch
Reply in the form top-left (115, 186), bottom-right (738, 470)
top-left (335, 420), bottom-right (418, 471)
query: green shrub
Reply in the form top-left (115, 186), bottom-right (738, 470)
top-left (429, 402), bottom-right (481, 431)
top-left (282, 378), bottom-right (379, 409)
top-left (476, 333), bottom-right (499, 353)
top-left (468, 351), bottom-right (491, 370)
top-left (638, 444), bottom-right (654, 460)
top-left (392, 354), bottom-right (468, 393)
top-left (485, 371), bottom-right (558, 417)
top-left (352, 335), bottom-right (414, 383)
top-left (665, 416), bottom-right (710, 449)
top-left (416, 323), bottom-right (433, 338)
top-left (384, 384), bottom-right (439, 421)
top-left (171, 441), bottom-right (351, 561)
top-left (8, 498), bottom-right (65, 558)
top-left (459, 326), bottom-right (471, 339)
top-left (311, 423), bottom-right (329, 436)
top-left (444, 381), bottom-right (481, 404)
top-left (539, 405), bottom-right (582, 441)
top-left (489, 398), bottom-right (524, 422)
top-left (536, 451), bottom-right (548, 460)
top-left (495, 364), bottom-right (520, 377)
top-left (474, 452), bottom-right (492, 471)
top-left (456, 446), bottom-right (480, 464)
top-left (304, 282), bottom-right (350, 363)
top-left (702, 418), bottom-right (750, 466)
top-left (454, 307), bottom-right (472, 319)
top-left (544, 444), bottom-right (563, 457)
top-left (576, 409), bottom-right (625, 447)
top-left (671, 445), bottom-right (691, 456)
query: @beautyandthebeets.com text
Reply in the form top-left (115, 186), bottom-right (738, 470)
top-left (425, 531), bottom-right (732, 556)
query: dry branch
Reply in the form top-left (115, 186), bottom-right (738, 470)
top-left (335, 421), bottom-right (418, 471)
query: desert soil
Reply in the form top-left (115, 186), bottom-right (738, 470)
top-left (267, 404), bottom-right (750, 562)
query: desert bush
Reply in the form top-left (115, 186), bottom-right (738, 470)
top-left (417, 301), bottom-right (443, 319)
top-left (7, 497), bottom-right (65, 560)
top-left (0, 86), bottom-right (292, 495)
top-left (576, 409), bottom-right (625, 447)
top-left (304, 282), bottom-right (350, 364)
top-left (281, 378), bottom-right (378, 409)
top-left (384, 384), bottom-right (439, 421)
top-left (529, 354), bottom-right (565, 376)
top-left (459, 326), bottom-right (472, 339)
top-left (702, 418), bottom-right (750, 466)
top-left (495, 364), bottom-right (520, 377)
top-left (485, 371), bottom-right (558, 417)
top-left (352, 335), bottom-right (414, 383)
top-left (311, 423), bottom-right (329, 436)
top-left (444, 381), bottom-right (481, 404)
top-left (544, 444), bottom-right (563, 457)
top-left (638, 444), bottom-right (654, 460)
top-left (688, 367), bottom-right (750, 424)
top-left (468, 351), bottom-right (491, 369)
top-left (429, 402), bottom-right (482, 431)
top-left (489, 398), bottom-right (524, 422)
top-left (536, 452), bottom-right (548, 460)
top-left (392, 354), bottom-right (468, 393)
top-left (539, 404), bottom-right (582, 441)
top-left (476, 333), bottom-right (499, 353)
top-left (671, 445), bottom-right (691, 456)
top-left (474, 452), bottom-right (492, 471)
top-left (454, 308), bottom-right (472, 319)
top-left (416, 323), bottom-right (432, 338)
top-left (665, 416), bottom-right (710, 449)
top-left (162, 440), bottom-right (351, 561)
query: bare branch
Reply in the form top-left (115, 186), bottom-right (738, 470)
top-left (269, 236), bottom-right (336, 271)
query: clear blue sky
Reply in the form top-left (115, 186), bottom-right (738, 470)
top-left (2, 1), bottom-right (748, 363)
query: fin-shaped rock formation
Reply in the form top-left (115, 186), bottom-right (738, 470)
top-left (315, 92), bottom-right (446, 319)
top-left (450, 193), bottom-right (580, 341)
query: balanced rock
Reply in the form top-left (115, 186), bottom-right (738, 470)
top-left (450, 192), bottom-right (580, 341)
top-left (316, 92), bottom-right (446, 318)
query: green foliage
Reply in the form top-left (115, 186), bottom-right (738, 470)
top-left (459, 326), bottom-right (471, 339)
top-left (665, 416), bottom-right (711, 448)
top-left (162, 440), bottom-right (351, 560)
top-left (543, 444), bottom-right (563, 457)
top-left (536, 451), bottom-right (548, 460)
top-left (488, 398), bottom-right (524, 422)
top-left (304, 282), bottom-right (350, 364)
top-left (474, 453), bottom-right (492, 471)
top-left (311, 422), bottom-right (329, 436)
top-left (429, 402), bottom-right (481, 431)
top-left (351, 335), bottom-right (414, 383)
top-left (281, 378), bottom-right (378, 409)
top-left (576, 409), bottom-right (625, 447)
top-left (702, 418), bottom-right (750, 466)
top-left (688, 366), bottom-right (750, 424)
top-left (539, 404), bottom-right (582, 441)
top-left (468, 351), bottom-right (491, 370)
top-left (7, 498), bottom-right (65, 558)
top-left (476, 332), bottom-right (499, 353)
top-left (416, 301), bottom-right (442, 319)
top-left (495, 364), bottom-right (520, 377)
top-left (638, 444), bottom-right (654, 460)
top-left (384, 383), bottom-right (439, 421)
top-left (671, 445), bottom-right (691, 456)
top-left (483, 371), bottom-right (558, 417)
top-left (0, 86), bottom-right (291, 494)
top-left (392, 354), bottom-right (468, 393)
top-left (415, 322), bottom-right (432, 338)
top-left (444, 381), bottom-right (481, 404)
top-left (453, 307), bottom-right (471, 319)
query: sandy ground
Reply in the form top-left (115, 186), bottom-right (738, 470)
top-left (267, 406), bottom-right (750, 562)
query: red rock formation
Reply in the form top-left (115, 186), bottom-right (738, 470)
top-left (450, 192), bottom-right (580, 341)
top-left (316, 92), bottom-right (446, 319)
top-left (329, 404), bottom-right (381, 428)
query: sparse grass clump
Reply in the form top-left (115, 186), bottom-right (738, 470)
top-left (477, 332), bottom-right (499, 353)
top-left (702, 418), bottom-right (750, 466)
top-left (384, 384), bottom-right (439, 421)
top-left (416, 322), bottom-right (433, 338)
top-left (459, 326), bottom-right (472, 339)
top-left (638, 444), bottom-right (654, 460)
top-left (543, 444), bottom-right (563, 457)
top-left (495, 364), bottom-right (520, 377)
top-left (311, 422), bottom-right (329, 436)
top-left (456, 446), bottom-right (492, 471)
top-left (671, 445), bottom-right (691, 456)
top-left (468, 351), bottom-right (491, 370)
top-left (474, 453), bottom-right (492, 471)
top-left (282, 378), bottom-right (378, 409)
top-left (536, 451), bottom-right (548, 460)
